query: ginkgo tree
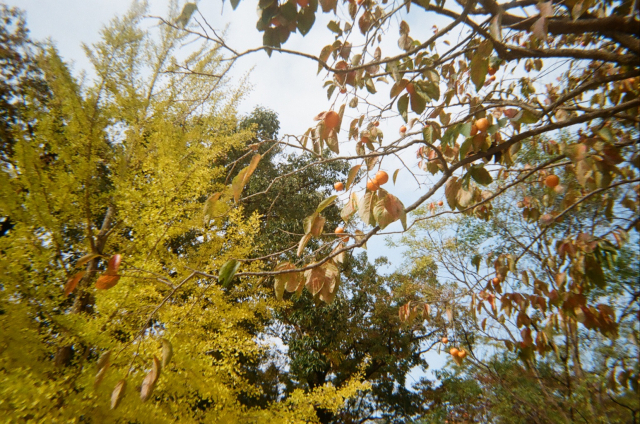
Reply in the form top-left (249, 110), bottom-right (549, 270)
top-left (0, 3), bottom-right (367, 422)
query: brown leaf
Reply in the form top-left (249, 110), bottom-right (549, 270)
top-left (304, 262), bottom-right (339, 297)
top-left (358, 11), bottom-right (373, 35)
top-left (531, 17), bottom-right (548, 41)
top-left (110, 379), bottom-right (126, 410)
top-left (140, 356), bottom-right (161, 401)
top-left (274, 262), bottom-right (304, 294)
top-left (297, 233), bottom-right (312, 257)
top-left (318, 262), bottom-right (340, 303)
top-left (96, 272), bottom-right (121, 290)
top-left (64, 271), bottom-right (85, 296)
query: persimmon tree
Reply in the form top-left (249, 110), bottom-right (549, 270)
top-left (0, 4), bottom-right (367, 421)
top-left (172, 0), bottom-right (638, 353)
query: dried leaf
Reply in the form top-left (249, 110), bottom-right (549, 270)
top-left (297, 233), bottom-right (312, 257)
top-left (96, 272), bottom-right (121, 290)
top-left (64, 271), bottom-right (85, 296)
top-left (110, 379), bottom-right (126, 410)
top-left (140, 356), bottom-right (161, 402)
top-left (345, 164), bottom-right (361, 190)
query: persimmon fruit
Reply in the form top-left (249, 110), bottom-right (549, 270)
top-left (470, 124), bottom-right (478, 136)
top-left (475, 118), bottom-right (489, 132)
top-left (457, 350), bottom-right (467, 359)
top-left (437, 200), bottom-right (444, 206)
top-left (442, 336), bottom-right (448, 344)
top-left (449, 348), bottom-right (459, 356)
top-left (375, 170), bottom-right (389, 185)
top-left (366, 179), bottom-right (379, 191)
top-left (399, 125), bottom-right (407, 134)
top-left (334, 182), bottom-right (345, 191)
top-left (545, 175), bottom-right (559, 188)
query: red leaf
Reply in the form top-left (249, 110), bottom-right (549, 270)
top-left (96, 272), bottom-right (121, 290)
top-left (107, 254), bottom-right (122, 272)
top-left (64, 271), bottom-right (85, 296)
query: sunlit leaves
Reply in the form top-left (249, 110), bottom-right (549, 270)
top-left (341, 192), bottom-right (359, 221)
top-left (304, 212), bottom-right (326, 236)
top-left (345, 164), bottom-right (361, 190)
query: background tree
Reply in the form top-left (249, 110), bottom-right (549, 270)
top-left (394, 135), bottom-right (639, 422)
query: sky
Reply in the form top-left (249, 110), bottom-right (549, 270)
top-left (8, 0), bottom-right (462, 376)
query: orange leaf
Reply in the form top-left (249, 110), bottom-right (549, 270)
top-left (96, 272), bottom-right (121, 290)
top-left (64, 272), bottom-right (85, 296)
top-left (107, 254), bottom-right (122, 272)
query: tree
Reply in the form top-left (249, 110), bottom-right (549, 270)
top-left (394, 136), bottom-right (639, 422)
top-left (169, 0), bottom-right (638, 364)
top-left (0, 4), bottom-right (366, 421)
top-left (0, 5), bottom-right (50, 236)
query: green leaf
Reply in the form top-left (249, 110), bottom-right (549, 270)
top-left (219, 259), bottom-right (241, 288)
top-left (470, 54), bottom-right (489, 92)
top-left (459, 137), bottom-right (472, 160)
top-left (459, 122), bottom-right (472, 138)
top-left (398, 94), bottom-right (409, 122)
top-left (298, 7), bottom-right (316, 36)
top-left (410, 90), bottom-right (427, 114)
top-left (316, 195), bottom-right (338, 213)
top-left (469, 165), bottom-right (493, 185)
top-left (327, 20), bottom-right (342, 35)
top-left (471, 254), bottom-right (481, 272)
top-left (230, 0), bottom-right (241, 10)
